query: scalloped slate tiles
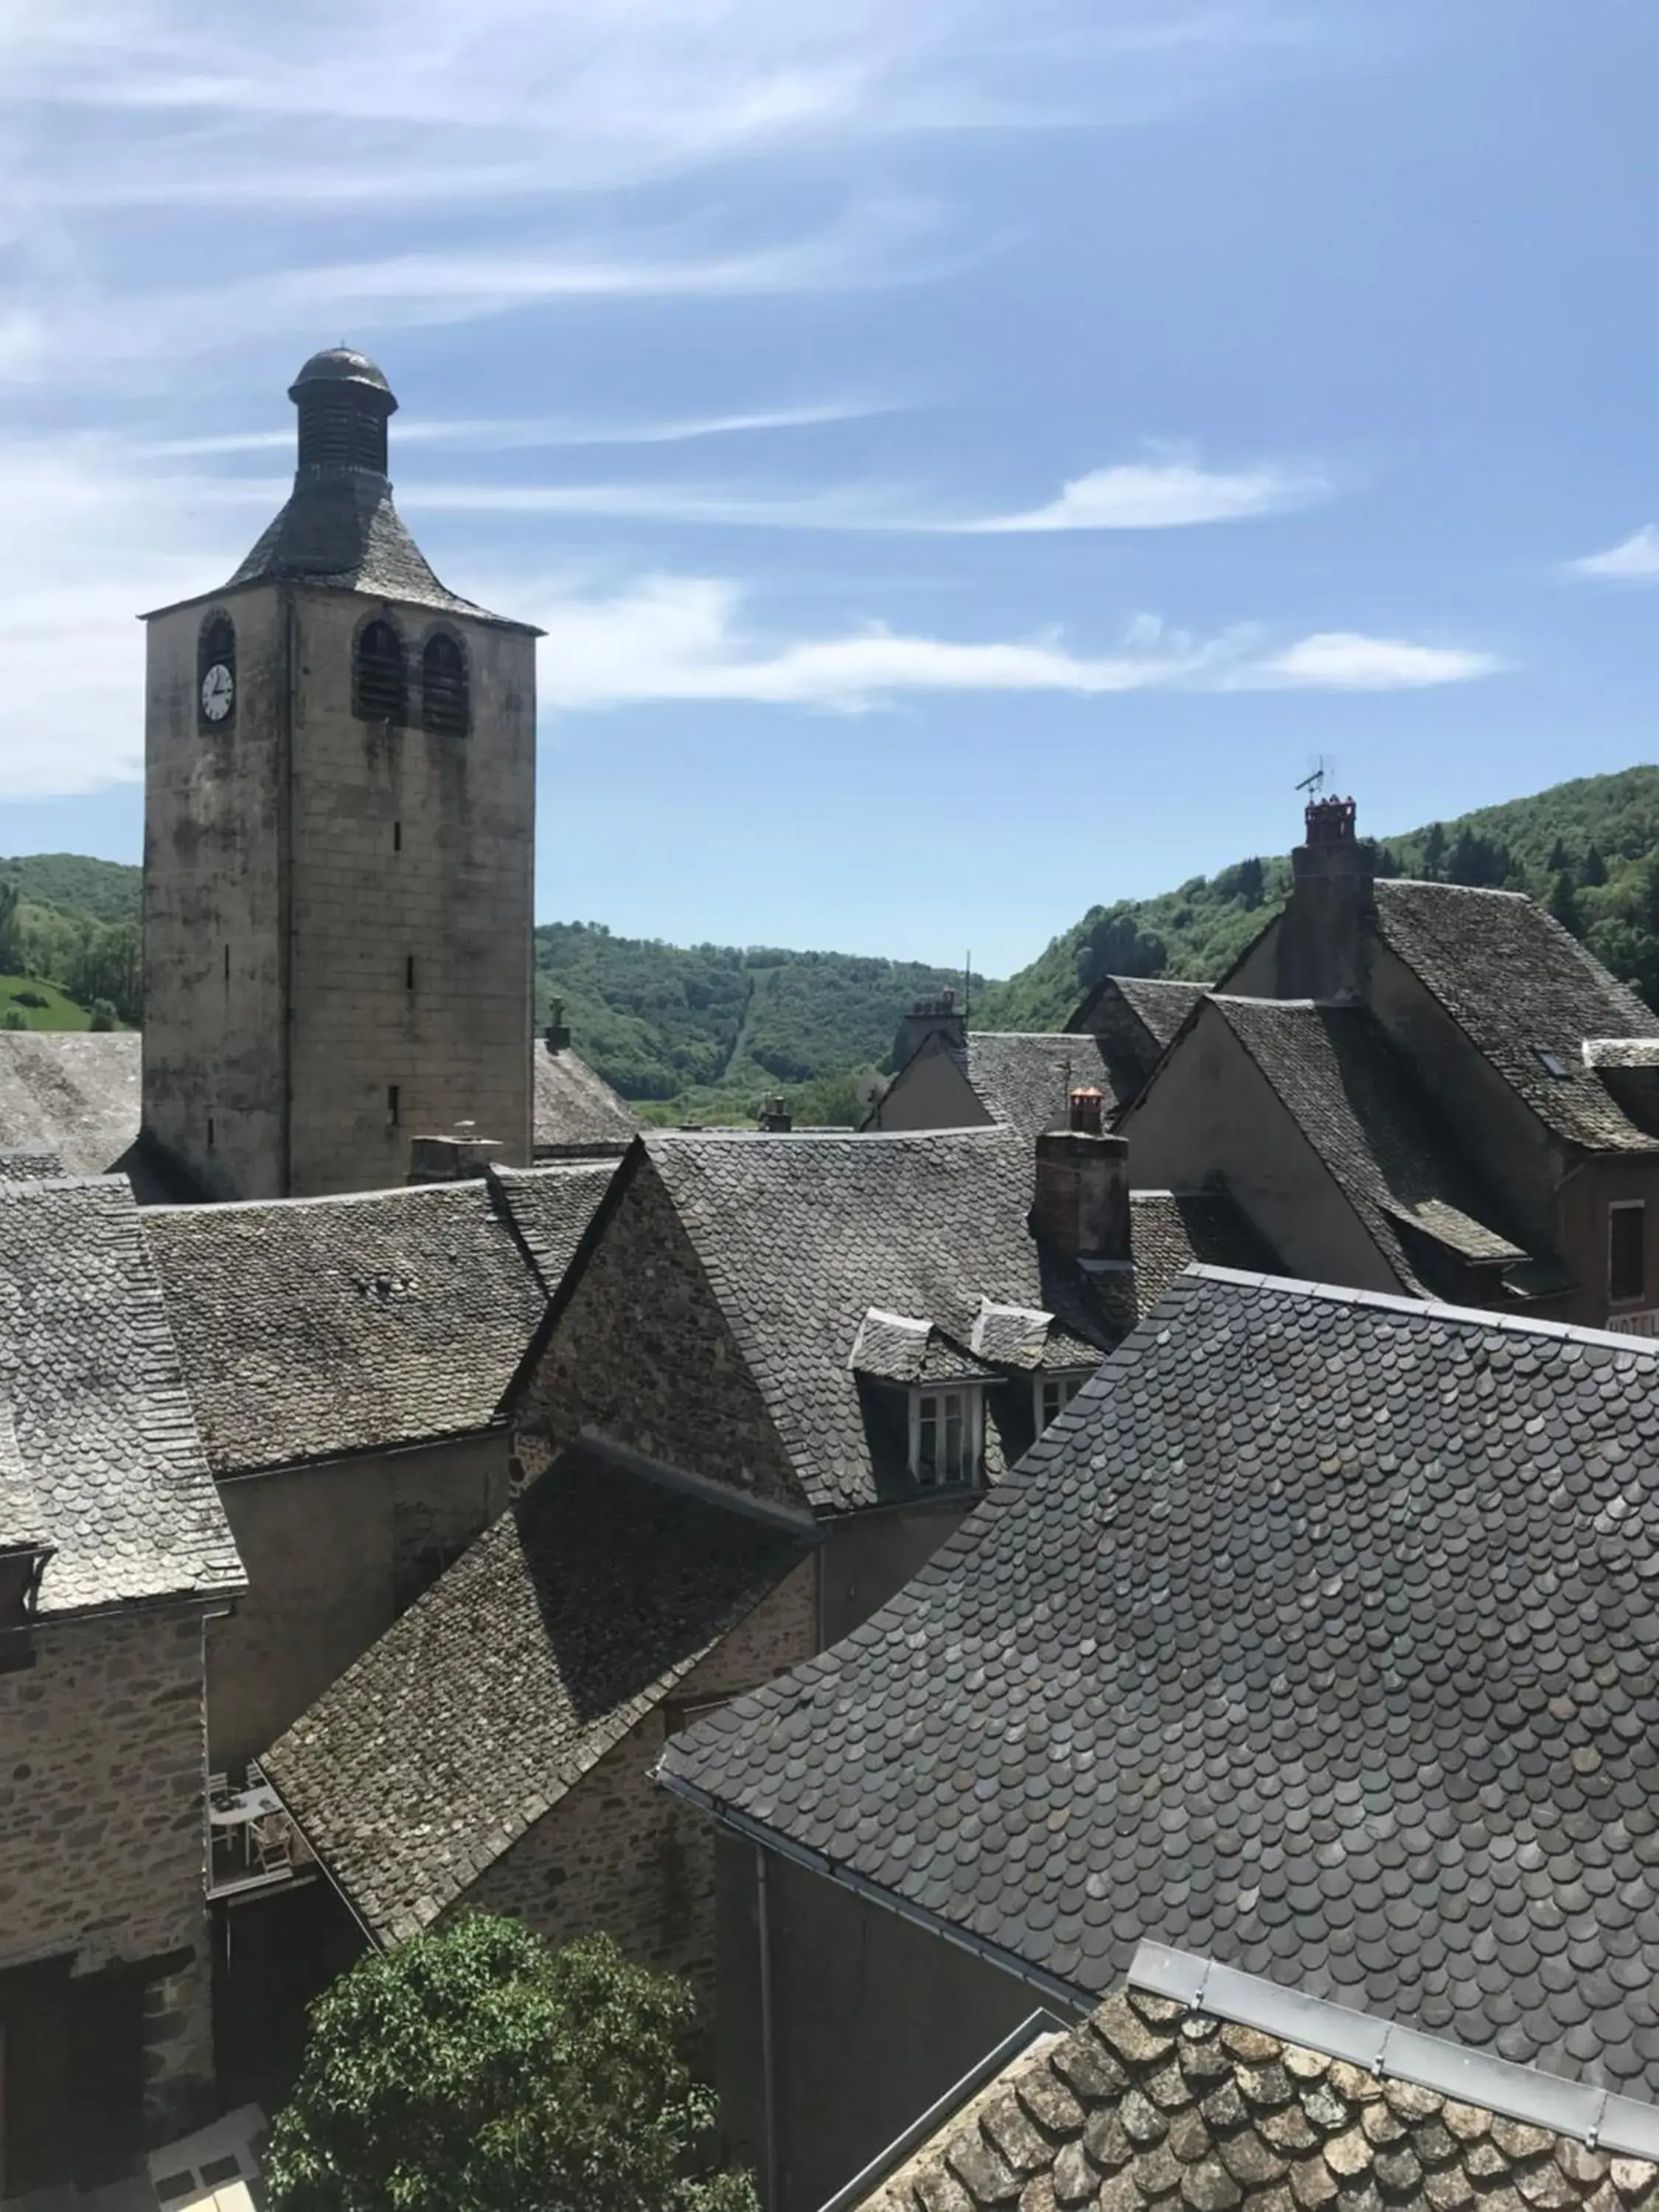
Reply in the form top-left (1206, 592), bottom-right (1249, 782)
top-left (532, 1045), bottom-right (640, 1155)
top-left (0, 1174), bottom-right (243, 1615)
top-left (861, 1986), bottom-right (1659, 2212)
top-left (663, 1267), bottom-right (1659, 2094)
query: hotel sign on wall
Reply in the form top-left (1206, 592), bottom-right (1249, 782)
top-left (1608, 1310), bottom-right (1659, 1338)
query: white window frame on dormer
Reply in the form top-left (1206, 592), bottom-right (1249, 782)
top-left (1033, 1371), bottom-right (1088, 1436)
top-left (908, 1385), bottom-right (984, 1489)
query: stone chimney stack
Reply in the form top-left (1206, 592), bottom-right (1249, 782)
top-left (757, 1096), bottom-right (793, 1133)
top-left (891, 987), bottom-right (966, 1070)
top-left (1276, 795), bottom-right (1374, 1004)
top-left (407, 1124), bottom-right (502, 1183)
top-left (1032, 1105), bottom-right (1130, 1271)
top-left (544, 998), bottom-right (571, 1054)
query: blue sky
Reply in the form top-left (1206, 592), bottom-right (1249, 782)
top-left (1, 0), bottom-right (1655, 975)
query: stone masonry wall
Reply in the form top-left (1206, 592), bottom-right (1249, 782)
top-left (448, 1556), bottom-right (816, 2027)
top-left (0, 1606), bottom-right (214, 2142)
top-left (286, 590), bottom-right (536, 1197)
top-left (515, 1157), bottom-right (807, 1512)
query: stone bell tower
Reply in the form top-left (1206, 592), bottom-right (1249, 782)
top-left (141, 349), bottom-right (539, 1201)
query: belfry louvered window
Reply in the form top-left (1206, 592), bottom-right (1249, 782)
top-left (355, 619), bottom-right (406, 723)
top-left (421, 633), bottom-right (469, 737)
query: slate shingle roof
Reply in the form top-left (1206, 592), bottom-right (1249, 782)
top-left (1210, 998), bottom-right (1530, 1295)
top-left (849, 1310), bottom-right (1000, 1386)
top-left (0, 1175), bottom-right (243, 1616)
top-left (642, 1129), bottom-right (1120, 1514)
top-left (145, 1179), bottom-right (551, 1476)
top-left (1113, 978), bottom-right (1210, 1048)
top-left (532, 1045), bottom-right (641, 1155)
top-left (1127, 1191), bottom-right (1282, 1310)
top-left (663, 1267), bottom-right (1659, 2094)
top-left (0, 1148), bottom-right (64, 1183)
top-left (964, 1034), bottom-right (1106, 1143)
top-left (0, 1032), bottom-right (140, 1179)
top-left (860, 1981), bottom-right (1659, 2212)
top-left (265, 1443), bottom-right (811, 1944)
top-left (222, 470), bottom-right (527, 626)
top-left (1373, 880), bottom-right (1659, 1153)
top-left (1067, 977), bottom-right (1210, 1100)
top-left (489, 1159), bottom-right (618, 1295)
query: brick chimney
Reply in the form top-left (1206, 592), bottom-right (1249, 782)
top-left (407, 1124), bottom-right (502, 1183)
top-left (757, 1096), bottom-right (793, 1133)
top-left (1276, 795), bottom-right (1374, 1004)
top-left (1032, 1102), bottom-right (1130, 1271)
top-left (891, 987), bottom-right (966, 1070)
top-left (544, 997), bottom-right (571, 1053)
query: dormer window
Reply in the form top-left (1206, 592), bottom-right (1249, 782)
top-left (1034, 1373), bottom-right (1087, 1434)
top-left (910, 1386), bottom-right (983, 1488)
top-left (355, 618), bottom-right (406, 723)
top-left (422, 633), bottom-right (470, 737)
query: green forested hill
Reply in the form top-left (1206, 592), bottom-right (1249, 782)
top-left (10, 763), bottom-right (1659, 1109)
top-left (977, 765), bottom-right (1659, 1030)
top-left (532, 925), bottom-right (974, 1123)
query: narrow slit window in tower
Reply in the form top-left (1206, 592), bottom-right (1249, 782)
top-left (387, 1085), bottom-right (400, 1127)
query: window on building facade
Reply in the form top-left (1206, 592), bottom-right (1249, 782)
top-left (355, 619), bottom-right (406, 723)
top-left (1610, 1200), bottom-right (1646, 1305)
top-left (910, 1386), bottom-right (981, 1488)
top-left (386, 1084), bottom-right (400, 1127)
top-left (1034, 1373), bottom-right (1085, 1434)
top-left (198, 613), bottom-right (236, 730)
top-left (421, 633), bottom-right (470, 736)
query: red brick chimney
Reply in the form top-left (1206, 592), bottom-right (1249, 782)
top-left (1033, 1113), bottom-right (1130, 1270)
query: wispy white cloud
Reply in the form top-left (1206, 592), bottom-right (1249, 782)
top-left (395, 451), bottom-right (1331, 533)
top-left (1234, 631), bottom-right (1506, 689)
top-left (951, 458), bottom-right (1327, 531)
top-left (524, 574), bottom-right (1503, 713)
top-left (1569, 525), bottom-right (1659, 582)
top-left (135, 398), bottom-right (902, 462)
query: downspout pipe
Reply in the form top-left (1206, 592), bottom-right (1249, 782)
top-left (757, 1846), bottom-right (779, 2211)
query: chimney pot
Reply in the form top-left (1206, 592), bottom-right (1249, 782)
top-left (1032, 1129), bottom-right (1130, 1270)
top-left (758, 1096), bottom-right (793, 1133)
top-left (544, 996), bottom-right (571, 1053)
top-left (1068, 1086), bottom-right (1106, 1136)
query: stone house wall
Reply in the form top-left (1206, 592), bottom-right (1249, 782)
top-left (0, 1604), bottom-right (214, 2174)
top-left (448, 1556), bottom-right (817, 2025)
top-left (514, 1158), bottom-right (805, 1513)
top-left (210, 1427), bottom-right (511, 1773)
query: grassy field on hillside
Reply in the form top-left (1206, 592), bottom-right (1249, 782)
top-left (0, 975), bottom-right (101, 1030)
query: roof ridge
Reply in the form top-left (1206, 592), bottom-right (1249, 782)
top-left (147, 1180), bottom-right (482, 1220)
top-left (1378, 877), bottom-right (1532, 902)
top-left (1180, 1262), bottom-right (1659, 1353)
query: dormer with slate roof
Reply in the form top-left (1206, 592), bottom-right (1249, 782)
top-left (506, 1127), bottom-right (1278, 1644)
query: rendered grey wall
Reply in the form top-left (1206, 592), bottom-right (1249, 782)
top-left (869, 1044), bottom-right (989, 1134)
top-left (1119, 1006), bottom-right (1399, 1293)
top-left (210, 1428), bottom-right (510, 1770)
top-left (714, 1838), bottom-right (1052, 2212)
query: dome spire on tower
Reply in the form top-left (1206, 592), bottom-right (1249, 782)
top-left (288, 346), bottom-right (397, 474)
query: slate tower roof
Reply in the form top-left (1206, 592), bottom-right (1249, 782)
top-left (204, 349), bottom-right (536, 629)
top-left (663, 1267), bottom-right (1659, 2094)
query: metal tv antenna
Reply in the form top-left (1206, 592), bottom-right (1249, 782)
top-left (1295, 752), bottom-right (1338, 799)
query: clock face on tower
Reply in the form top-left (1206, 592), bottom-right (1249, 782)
top-left (201, 661), bottom-right (234, 722)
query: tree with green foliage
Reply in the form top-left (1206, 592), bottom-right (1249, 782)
top-left (1422, 822), bottom-right (1447, 879)
top-left (1546, 871), bottom-right (1584, 939)
top-left (1447, 828), bottom-right (1512, 888)
top-left (1, 1009), bottom-right (23, 1032)
top-left (0, 880), bottom-right (18, 973)
top-left (1231, 856), bottom-right (1266, 911)
top-left (1547, 837), bottom-right (1570, 874)
top-left (266, 1919), bottom-right (757, 2212)
top-left (1583, 843), bottom-right (1609, 887)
